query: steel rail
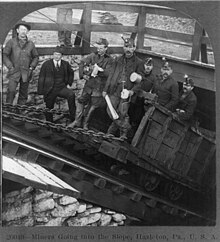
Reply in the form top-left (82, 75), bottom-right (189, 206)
top-left (2, 127), bottom-right (214, 225)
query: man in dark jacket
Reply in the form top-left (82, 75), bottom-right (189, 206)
top-left (173, 75), bottom-right (197, 122)
top-left (128, 57), bottom-right (156, 131)
top-left (102, 37), bottom-right (144, 139)
top-left (68, 38), bottom-right (114, 129)
top-left (38, 46), bottom-right (75, 122)
top-left (153, 58), bottom-right (179, 111)
top-left (3, 21), bottom-right (39, 105)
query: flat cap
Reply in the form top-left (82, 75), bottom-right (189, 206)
top-left (96, 38), bottom-right (109, 46)
top-left (15, 21), bottom-right (31, 31)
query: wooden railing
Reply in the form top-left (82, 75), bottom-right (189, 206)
top-left (23, 2), bottom-right (211, 63)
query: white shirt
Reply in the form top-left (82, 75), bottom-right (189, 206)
top-left (53, 60), bottom-right (61, 68)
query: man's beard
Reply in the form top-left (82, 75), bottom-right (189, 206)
top-left (162, 73), bottom-right (168, 79)
top-left (125, 51), bottom-right (133, 58)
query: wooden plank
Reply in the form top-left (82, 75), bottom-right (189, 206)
top-left (52, 2), bottom-right (141, 13)
top-left (91, 24), bottom-right (137, 32)
top-left (130, 14), bottom-right (138, 40)
top-left (145, 6), bottom-right (191, 19)
top-left (36, 46), bottom-right (82, 55)
top-left (132, 106), bottom-right (155, 147)
top-left (30, 22), bottom-right (83, 31)
top-left (137, 7), bottom-right (146, 49)
top-left (181, 135), bottom-right (203, 176)
top-left (201, 29), bottom-right (208, 63)
top-left (82, 3), bottom-right (92, 55)
top-left (3, 143), bottom-right (20, 157)
top-left (74, 9), bottom-right (85, 46)
top-left (145, 27), bottom-right (193, 44)
top-left (191, 22), bottom-right (203, 61)
top-left (52, 3), bottom-right (190, 19)
top-left (150, 116), bottom-right (172, 159)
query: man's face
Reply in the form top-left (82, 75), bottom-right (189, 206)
top-left (16, 25), bottom-right (29, 38)
top-left (144, 63), bottom-right (153, 74)
top-left (123, 45), bottom-right (135, 58)
top-left (95, 44), bottom-right (107, 56)
top-left (53, 52), bottom-right (62, 61)
top-left (161, 66), bottom-right (173, 79)
top-left (183, 82), bottom-right (193, 93)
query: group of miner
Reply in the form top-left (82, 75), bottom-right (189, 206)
top-left (3, 21), bottom-right (197, 141)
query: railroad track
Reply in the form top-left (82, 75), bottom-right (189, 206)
top-left (2, 104), bottom-right (215, 225)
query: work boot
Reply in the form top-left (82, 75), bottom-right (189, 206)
top-left (107, 122), bottom-right (118, 136)
top-left (119, 128), bottom-right (128, 140)
top-left (67, 120), bottom-right (80, 128)
top-left (82, 105), bottom-right (95, 130)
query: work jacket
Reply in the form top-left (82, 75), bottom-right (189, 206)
top-left (3, 37), bottom-right (39, 82)
top-left (176, 90), bottom-right (197, 121)
top-left (103, 53), bottom-right (144, 96)
top-left (38, 59), bottom-right (74, 96)
top-left (153, 74), bottom-right (179, 111)
top-left (78, 52), bottom-right (114, 80)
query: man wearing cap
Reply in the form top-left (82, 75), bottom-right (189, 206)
top-left (153, 58), bottom-right (179, 111)
top-left (128, 57), bottom-right (156, 132)
top-left (173, 75), bottom-right (197, 122)
top-left (102, 37), bottom-right (144, 140)
top-left (68, 38), bottom-right (114, 129)
top-left (38, 46), bottom-right (75, 122)
top-left (3, 21), bottom-right (39, 105)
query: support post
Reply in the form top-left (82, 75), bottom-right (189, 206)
top-left (136, 7), bottom-right (146, 49)
top-left (81, 3), bottom-right (92, 55)
top-left (191, 22), bottom-right (203, 61)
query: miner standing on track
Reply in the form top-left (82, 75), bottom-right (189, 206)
top-left (3, 21), bottom-right (39, 105)
top-left (67, 38), bottom-right (114, 130)
top-left (37, 46), bottom-right (75, 122)
top-left (102, 37), bottom-right (144, 140)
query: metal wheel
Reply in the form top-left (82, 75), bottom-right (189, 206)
top-left (140, 174), bottom-right (160, 192)
top-left (165, 182), bottom-right (183, 201)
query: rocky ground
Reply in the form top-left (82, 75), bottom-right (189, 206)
top-left (3, 186), bottom-right (137, 226)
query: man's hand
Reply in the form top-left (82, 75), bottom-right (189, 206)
top-left (102, 91), bottom-right (107, 97)
top-left (176, 109), bottom-right (185, 114)
top-left (8, 66), bottom-right (15, 74)
top-left (129, 90), bottom-right (134, 96)
top-left (83, 75), bottom-right (90, 81)
top-left (28, 68), bottom-right (33, 80)
top-left (91, 64), bottom-right (104, 77)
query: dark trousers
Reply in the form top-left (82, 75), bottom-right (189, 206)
top-left (44, 87), bottom-right (75, 122)
top-left (6, 77), bottom-right (29, 105)
top-left (128, 97), bottom-right (145, 129)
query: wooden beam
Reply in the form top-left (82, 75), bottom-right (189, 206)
top-left (91, 24), bottom-right (137, 33)
top-left (74, 8), bottom-right (85, 47)
top-left (81, 3), bottom-right (92, 55)
top-left (52, 2), bottom-right (141, 13)
top-left (52, 3), bottom-right (190, 19)
top-left (137, 7), bottom-right (146, 49)
top-left (130, 14), bottom-right (139, 40)
top-left (201, 29), bottom-right (208, 63)
top-left (30, 22), bottom-right (83, 32)
top-left (36, 46), bottom-right (125, 56)
top-left (191, 22), bottom-right (203, 61)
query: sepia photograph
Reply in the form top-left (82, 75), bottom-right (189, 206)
top-left (0, 0), bottom-right (219, 241)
